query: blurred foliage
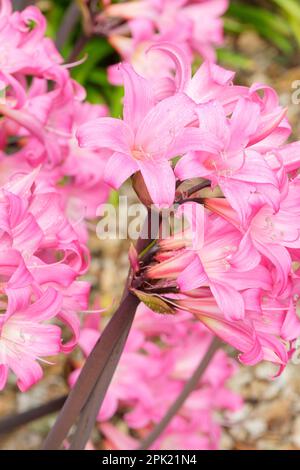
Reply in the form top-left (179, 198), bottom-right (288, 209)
top-left (220, 0), bottom-right (300, 70)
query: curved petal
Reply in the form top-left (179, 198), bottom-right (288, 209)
top-left (230, 231), bottom-right (261, 271)
top-left (175, 151), bottom-right (213, 180)
top-left (177, 255), bottom-right (207, 291)
top-left (148, 42), bottom-right (191, 93)
top-left (248, 107), bottom-right (288, 148)
top-left (135, 93), bottom-right (196, 156)
top-left (254, 241), bottom-right (291, 296)
top-left (121, 62), bottom-right (154, 133)
top-left (77, 117), bottom-right (133, 154)
top-left (239, 334), bottom-right (264, 366)
top-left (228, 98), bottom-right (260, 153)
top-left (58, 309), bottom-right (80, 353)
top-left (19, 288), bottom-right (62, 322)
top-left (281, 303), bottom-right (300, 341)
top-left (11, 358), bottom-right (43, 392)
top-left (104, 152), bottom-right (138, 189)
top-left (196, 100), bottom-right (229, 145)
top-left (209, 280), bottom-right (245, 320)
top-left (0, 365), bottom-right (8, 391)
top-left (168, 128), bottom-right (221, 158)
top-left (138, 159), bottom-right (175, 208)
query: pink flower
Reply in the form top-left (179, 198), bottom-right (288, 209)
top-left (0, 170), bottom-right (91, 389)
top-left (77, 63), bottom-right (201, 207)
top-left (175, 98), bottom-right (285, 225)
top-left (70, 303), bottom-right (242, 450)
top-left (173, 291), bottom-right (300, 370)
top-left (139, 195), bottom-right (300, 371)
top-left (205, 177), bottom-right (300, 297)
top-left (104, 0), bottom-right (228, 63)
top-left (147, 42), bottom-right (249, 109)
top-left (0, 288), bottom-right (62, 392)
top-left (147, 203), bottom-right (271, 320)
top-left (0, 79), bottom-right (110, 230)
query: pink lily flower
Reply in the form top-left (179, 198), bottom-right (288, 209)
top-left (175, 98), bottom-right (284, 225)
top-left (205, 177), bottom-right (300, 296)
top-left (104, 0), bottom-right (228, 62)
top-left (110, 41), bottom-right (248, 108)
top-left (147, 203), bottom-right (271, 320)
top-left (70, 302), bottom-right (242, 450)
top-left (174, 291), bottom-right (300, 371)
top-left (0, 288), bottom-right (62, 392)
top-left (0, 170), bottom-right (91, 359)
top-left (77, 63), bottom-right (206, 207)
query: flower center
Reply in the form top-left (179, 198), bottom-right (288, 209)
top-left (131, 146), bottom-right (151, 161)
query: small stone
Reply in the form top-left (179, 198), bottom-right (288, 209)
top-left (292, 416), bottom-right (300, 448)
top-left (237, 31), bottom-right (266, 55)
top-left (262, 381), bottom-right (283, 400)
top-left (244, 419), bottom-right (267, 440)
top-left (220, 432), bottom-right (234, 450)
top-left (254, 362), bottom-right (277, 380)
top-left (229, 424), bottom-right (247, 442)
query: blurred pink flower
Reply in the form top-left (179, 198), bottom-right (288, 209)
top-left (0, 170), bottom-right (91, 389)
top-left (70, 304), bottom-right (242, 450)
top-left (104, 0), bottom-right (228, 66)
top-left (0, 288), bottom-right (62, 392)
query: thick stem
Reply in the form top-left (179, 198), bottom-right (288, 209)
top-left (138, 337), bottom-right (221, 450)
top-left (42, 213), bottom-right (153, 450)
top-left (68, 35), bottom-right (90, 63)
top-left (42, 293), bottom-right (139, 450)
top-left (56, 2), bottom-right (81, 51)
top-left (0, 396), bottom-right (67, 435)
top-left (68, 302), bottom-right (136, 449)
top-left (12, 0), bottom-right (34, 9)
top-left (176, 180), bottom-right (211, 204)
top-left (68, 212), bottom-right (154, 450)
top-left (186, 180), bottom-right (211, 198)
top-left (177, 197), bottom-right (204, 206)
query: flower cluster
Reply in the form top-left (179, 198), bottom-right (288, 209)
top-left (69, 304), bottom-right (242, 450)
top-left (101, 0), bottom-right (228, 84)
top-left (78, 44), bottom-right (300, 372)
top-left (0, 170), bottom-right (90, 391)
top-left (0, 0), bottom-right (110, 235)
top-left (0, 0), bottom-right (113, 391)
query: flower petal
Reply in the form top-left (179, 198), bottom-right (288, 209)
top-left (135, 93), bottom-right (196, 157)
top-left (77, 117), bottom-right (133, 154)
top-left (138, 159), bottom-right (175, 208)
top-left (104, 152), bottom-right (138, 189)
top-left (209, 280), bottom-right (245, 320)
top-left (177, 255), bottom-right (207, 291)
top-left (121, 62), bottom-right (154, 133)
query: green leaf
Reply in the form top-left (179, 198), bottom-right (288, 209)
top-left (228, 2), bottom-right (290, 36)
top-left (108, 190), bottom-right (120, 208)
top-left (217, 48), bottom-right (254, 71)
top-left (272, 0), bottom-right (300, 20)
top-left (227, 1), bottom-right (293, 53)
top-left (272, 0), bottom-right (300, 47)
